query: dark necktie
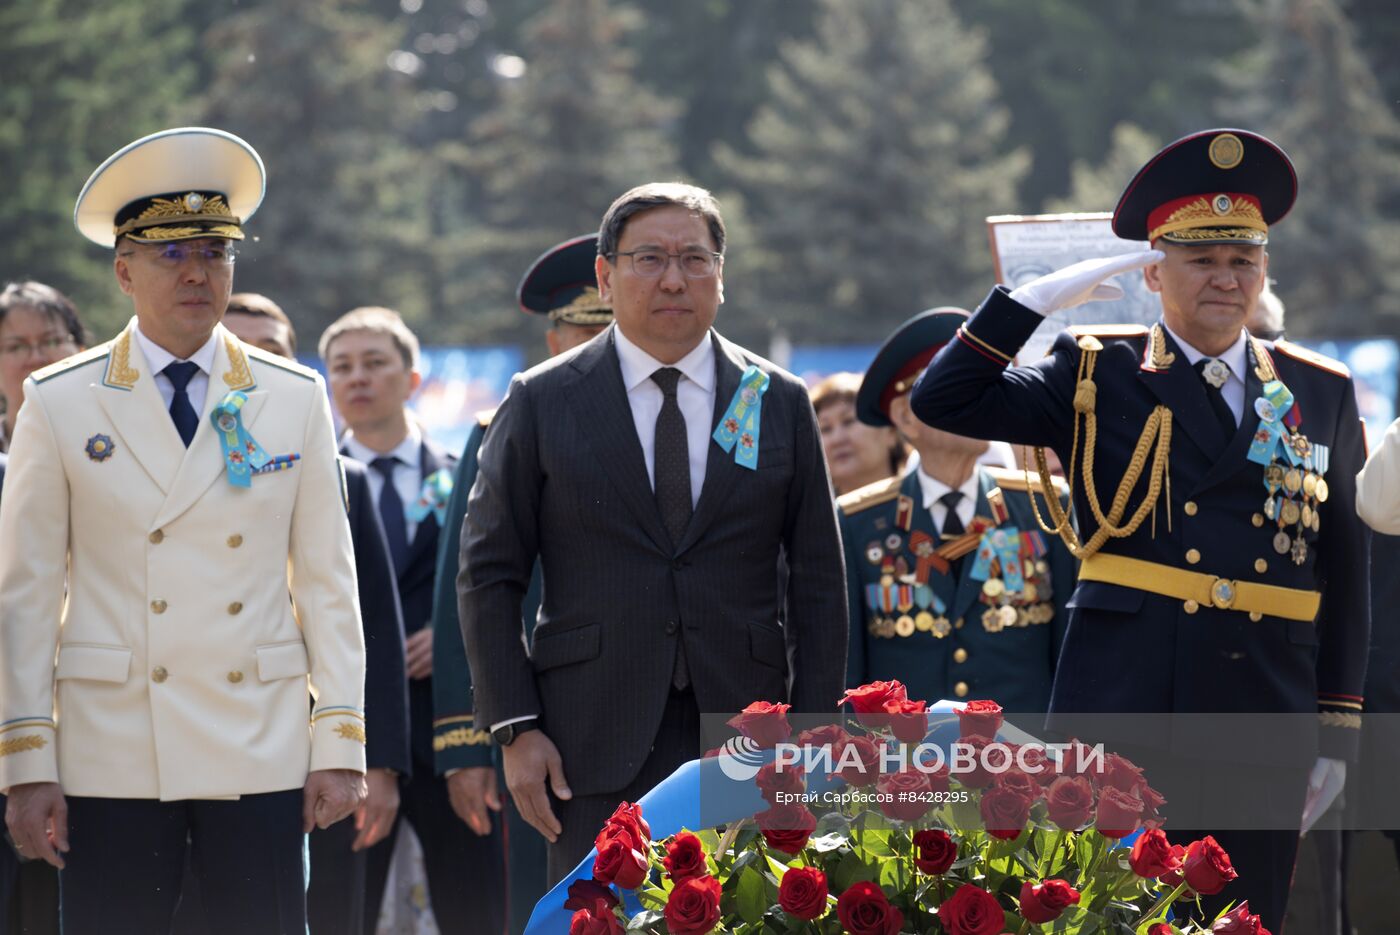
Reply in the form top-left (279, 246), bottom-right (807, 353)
top-left (651, 367), bottom-right (692, 690)
top-left (1194, 358), bottom-right (1237, 439)
top-left (163, 361), bottom-right (200, 447)
top-left (370, 456), bottom-right (409, 575)
top-left (938, 490), bottom-right (966, 538)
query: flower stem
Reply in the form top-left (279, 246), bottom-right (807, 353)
top-left (1136, 880), bottom-right (1188, 924)
top-left (1038, 830), bottom-right (1066, 879)
top-left (1016, 921), bottom-right (1031, 935)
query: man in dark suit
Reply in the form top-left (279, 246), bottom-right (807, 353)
top-left (220, 297), bottom-right (410, 934)
top-left (912, 130), bottom-right (1370, 931)
top-left (459, 182), bottom-right (848, 881)
top-left (431, 235), bottom-right (611, 933)
top-left (322, 306), bottom-right (503, 934)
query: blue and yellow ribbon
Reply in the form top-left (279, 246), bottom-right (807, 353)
top-left (712, 365), bottom-right (770, 470)
top-left (970, 526), bottom-right (1025, 592)
top-left (1247, 379), bottom-right (1297, 466)
top-left (407, 468), bottom-right (454, 526)
top-left (209, 391), bottom-right (271, 487)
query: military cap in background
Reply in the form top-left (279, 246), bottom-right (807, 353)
top-left (856, 307), bottom-right (967, 427)
top-left (516, 233), bottom-right (613, 326)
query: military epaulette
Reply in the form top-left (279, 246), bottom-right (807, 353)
top-left (983, 466), bottom-right (1069, 497)
top-left (475, 408), bottom-right (497, 429)
top-left (30, 342), bottom-right (111, 384)
top-left (243, 343), bottom-right (318, 381)
top-left (1272, 340), bottom-right (1350, 378)
top-left (836, 475), bottom-right (904, 514)
top-left (1067, 324), bottom-right (1150, 340)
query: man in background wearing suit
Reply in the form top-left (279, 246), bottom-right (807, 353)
top-left (431, 234), bottom-right (611, 932)
top-left (0, 127), bottom-right (366, 935)
top-left (221, 296), bottom-right (410, 935)
top-left (459, 182), bottom-right (848, 880)
top-left (323, 306), bottom-right (504, 934)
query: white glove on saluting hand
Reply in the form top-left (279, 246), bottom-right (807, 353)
top-left (1009, 249), bottom-right (1165, 317)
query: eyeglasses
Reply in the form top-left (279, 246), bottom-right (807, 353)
top-left (609, 249), bottom-right (722, 279)
top-left (0, 334), bottom-right (77, 360)
top-left (121, 241), bottom-right (237, 269)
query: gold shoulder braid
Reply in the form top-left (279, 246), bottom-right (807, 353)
top-left (1023, 334), bottom-right (1173, 559)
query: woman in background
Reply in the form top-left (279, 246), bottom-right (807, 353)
top-left (810, 371), bottom-right (906, 495)
top-left (0, 281), bottom-right (86, 453)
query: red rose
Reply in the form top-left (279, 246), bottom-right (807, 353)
top-left (755, 802), bottom-right (817, 854)
top-left (778, 865), bottom-right (829, 920)
top-left (876, 768), bottom-right (932, 822)
top-left (1130, 828), bottom-right (1183, 879)
top-left (1061, 738), bottom-right (1105, 780)
top-left (836, 881), bottom-right (904, 935)
top-left (755, 762), bottom-right (805, 805)
top-left (994, 767), bottom-right (1041, 805)
top-left (951, 735), bottom-right (999, 789)
top-left (796, 724), bottom-right (851, 768)
top-left (1016, 743), bottom-right (1055, 784)
top-left (833, 735), bottom-right (883, 787)
top-left (1099, 753), bottom-right (1145, 792)
top-left (569, 898), bottom-right (624, 935)
top-left (912, 828), bottom-right (957, 874)
top-left (1044, 776), bottom-right (1094, 831)
top-left (1183, 836), bottom-right (1238, 895)
top-left (980, 783), bottom-right (1032, 840)
top-left (662, 832), bottom-right (707, 882)
top-left (956, 699), bottom-right (1004, 739)
top-left (1148, 926), bottom-right (1175, 935)
top-left (924, 761), bottom-right (951, 795)
top-left (592, 833), bottom-right (648, 890)
top-left (726, 701), bottom-right (792, 749)
top-left (664, 874), bottom-right (722, 935)
top-left (839, 679), bottom-right (909, 714)
top-left (1018, 879), bottom-right (1080, 924)
top-left (597, 801), bottom-right (650, 848)
top-left (883, 697), bottom-right (930, 744)
top-left (564, 878), bottom-right (620, 911)
top-left (1094, 785), bottom-right (1144, 839)
top-left (1139, 782), bottom-right (1168, 822)
top-left (937, 883), bottom-right (1006, 935)
top-left (1212, 901), bottom-right (1269, 934)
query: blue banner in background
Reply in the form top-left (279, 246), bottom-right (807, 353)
top-left (1295, 338), bottom-right (1398, 450)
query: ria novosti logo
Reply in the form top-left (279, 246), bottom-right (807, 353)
top-left (715, 735), bottom-right (767, 781)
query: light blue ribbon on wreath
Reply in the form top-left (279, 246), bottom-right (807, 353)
top-left (209, 391), bottom-right (271, 487)
top-left (407, 468), bottom-right (454, 526)
top-left (712, 365), bottom-right (770, 470)
top-left (1246, 379), bottom-right (1296, 467)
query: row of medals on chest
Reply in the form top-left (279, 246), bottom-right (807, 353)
top-left (1260, 422), bottom-right (1328, 567)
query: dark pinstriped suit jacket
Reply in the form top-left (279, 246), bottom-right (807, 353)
top-left (459, 326), bottom-right (848, 796)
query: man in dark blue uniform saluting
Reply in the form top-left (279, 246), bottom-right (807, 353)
top-left (911, 129), bottom-right (1370, 931)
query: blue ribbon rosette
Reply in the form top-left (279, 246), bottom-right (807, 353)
top-left (969, 526), bottom-right (1025, 593)
top-left (712, 365), bottom-right (770, 470)
top-left (209, 391), bottom-right (271, 487)
top-left (407, 468), bottom-right (454, 526)
top-left (1246, 379), bottom-right (1297, 466)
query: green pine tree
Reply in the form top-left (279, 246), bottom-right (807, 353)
top-left (1220, 0), bottom-right (1400, 333)
top-left (460, 0), bottom-right (681, 348)
top-left (1044, 123), bottom-right (1163, 214)
top-left (715, 0), bottom-right (1029, 345)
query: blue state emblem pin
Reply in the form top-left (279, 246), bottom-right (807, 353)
top-left (85, 433), bottom-right (115, 462)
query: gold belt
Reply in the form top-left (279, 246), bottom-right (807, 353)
top-left (1078, 553), bottom-right (1320, 622)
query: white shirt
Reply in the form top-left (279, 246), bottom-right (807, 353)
top-left (343, 424), bottom-right (424, 543)
top-left (916, 466), bottom-right (980, 536)
top-left (134, 326), bottom-right (219, 417)
top-left (613, 327), bottom-right (715, 508)
top-left (1162, 322), bottom-right (1248, 425)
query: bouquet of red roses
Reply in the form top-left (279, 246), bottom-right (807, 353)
top-left (566, 681), bottom-right (1268, 934)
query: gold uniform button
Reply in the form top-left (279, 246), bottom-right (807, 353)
top-left (1249, 612), bottom-right (1263, 622)
top-left (149, 530), bottom-right (164, 544)
top-left (1255, 558), bottom-right (1268, 574)
top-left (152, 666), bottom-right (168, 683)
top-left (227, 671), bottom-right (244, 684)
top-left (1184, 501), bottom-right (1198, 516)
top-left (953, 681), bottom-right (970, 698)
top-left (227, 534), bottom-right (243, 548)
top-left (150, 600), bottom-right (167, 614)
top-left (1252, 513), bottom-right (1265, 528)
top-left (228, 602), bottom-right (243, 615)
top-left (953, 648), bottom-right (969, 664)
top-left (954, 619), bottom-right (965, 630)
top-left (1184, 599), bottom-right (1200, 614)
top-left (1185, 549), bottom-right (1201, 565)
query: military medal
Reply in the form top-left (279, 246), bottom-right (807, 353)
top-left (915, 611), bottom-right (934, 632)
top-left (85, 433), bottom-right (116, 462)
top-left (1273, 531), bottom-right (1291, 554)
top-left (209, 392), bottom-right (271, 487)
top-left (931, 616), bottom-right (952, 638)
top-left (982, 577), bottom-right (1005, 598)
top-left (895, 615), bottom-right (915, 637)
top-left (865, 543), bottom-right (883, 565)
top-left (884, 533), bottom-right (903, 552)
top-left (407, 469), bottom-right (454, 526)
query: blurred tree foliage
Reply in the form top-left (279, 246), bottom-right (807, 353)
top-left (1, 0), bottom-right (1396, 349)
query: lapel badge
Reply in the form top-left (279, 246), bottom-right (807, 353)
top-left (85, 433), bottom-right (115, 462)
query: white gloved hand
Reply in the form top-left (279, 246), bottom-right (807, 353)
top-left (1008, 249), bottom-right (1165, 316)
top-left (1300, 755), bottom-right (1347, 833)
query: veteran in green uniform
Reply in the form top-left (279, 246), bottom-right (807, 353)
top-left (841, 308), bottom-right (1075, 711)
top-left (429, 234), bottom-right (610, 933)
